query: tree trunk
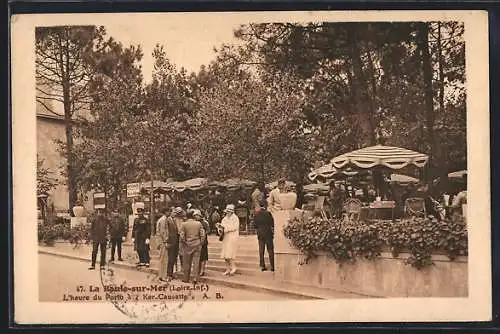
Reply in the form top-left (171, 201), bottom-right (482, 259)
top-left (417, 22), bottom-right (435, 180)
top-left (347, 28), bottom-right (377, 146)
top-left (60, 28), bottom-right (77, 212)
top-left (64, 108), bottom-right (77, 212)
top-left (437, 23), bottom-right (445, 118)
top-left (435, 22), bottom-right (448, 178)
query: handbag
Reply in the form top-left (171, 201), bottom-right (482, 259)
top-left (218, 229), bottom-right (224, 241)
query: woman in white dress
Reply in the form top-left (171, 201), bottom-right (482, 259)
top-left (219, 204), bottom-right (240, 275)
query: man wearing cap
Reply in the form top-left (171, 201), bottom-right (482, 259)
top-left (253, 201), bottom-right (275, 271)
top-left (179, 210), bottom-right (206, 283)
top-left (251, 183), bottom-right (265, 214)
top-left (132, 207), bottom-right (151, 267)
top-left (193, 209), bottom-right (210, 276)
top-left (220, 204), bottom-right (240, 275)
top-left (157, 207), bottom-right (179, 282)
top-left (173, 207), bottom-right (185, 273)
top-left (109, 208), bottom-right (128, 263)
top-left (267, 178), bottom-right (286, 213)
top-left (88, 208), bottom-right (110, 270)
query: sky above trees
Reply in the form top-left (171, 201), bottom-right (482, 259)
top-left (104, 21), bottom-right (241, 80)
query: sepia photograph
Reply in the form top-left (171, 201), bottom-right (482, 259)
top-left (11, 10), bottom-right (491, 324)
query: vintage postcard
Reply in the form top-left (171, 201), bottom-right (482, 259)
top-left (11, 10), bottom-right (491, 324)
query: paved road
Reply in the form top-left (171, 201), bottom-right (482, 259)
top-left (39, 253), bottom-right (290, 302)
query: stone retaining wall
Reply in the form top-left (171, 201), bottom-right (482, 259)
top-left (274, 250), bottom-right (468, 298)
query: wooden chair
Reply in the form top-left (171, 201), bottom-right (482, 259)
top-left (315, 196), bottom-right (328, 220)
top-left (404, 197), bottom-right (427, 218)
top-left (342, 198), bottom-right (362, 222)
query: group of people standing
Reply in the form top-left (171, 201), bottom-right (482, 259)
top-left (87, 208), bottom-right (128, 270)
top-left (87, 179), bottom-right (283, 280)
top-left (155, 206), bottom-right (208, 283)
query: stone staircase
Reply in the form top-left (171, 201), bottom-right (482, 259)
top-left (149, 234), bottom-right (263, 276)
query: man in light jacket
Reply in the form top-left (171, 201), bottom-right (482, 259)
top-left (179, 210), bottom-right (206, 284)
top-left (157, 207), bottom-right (179, 282)
top-left (251, 183), bottom-right (264, 214)
top-left (267, 178), bottom-right (286, 213)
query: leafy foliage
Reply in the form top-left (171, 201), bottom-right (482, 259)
top-left (283, 215), bottom-right (468, 269)
top-left (186, 72), bottom-right (315, 184)
top-left (71, 40), bottom-right (144, 208)
top-left (37, 155), bottom-right (58, 196)
top-left (38, 221), bottom-right (90, 246)
top-left (48, 22), bottom-right (467, 215)
top-left (218, 22), bottom-right (466, 177)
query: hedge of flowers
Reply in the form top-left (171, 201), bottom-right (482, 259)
top-left (38, 221), bottom-right (90, 246)
top-left (283, 215), bottom-right (468, 269)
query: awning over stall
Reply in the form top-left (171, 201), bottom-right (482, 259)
top-left (220, 178), bottom-right (256, 190)
top-left (165, 178), bottom-right (209, 192)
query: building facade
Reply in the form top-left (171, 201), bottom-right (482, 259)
top-left (36, 80), bottom-right (94, 214)
top-left (37, 112), bottom-right (69, 212)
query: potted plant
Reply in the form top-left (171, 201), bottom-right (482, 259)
top-left (72, 201), bottom-right (85, 217)
top-left (279, 191), bottom-right (297, 211)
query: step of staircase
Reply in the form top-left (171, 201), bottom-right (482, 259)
top-left (148, 236), bottom-right (265, 276)
top-left (206, 258), bottom-right (260, 269)
top-left (149, 256), bottom-right (260, 267)
top-left (151, 252), bottom-right (260, 264)
top-left (207, 247), bottom-right (259, 257)
top-left (137, 233), bottom-right (263, 278)
top-left (205, 264), bottom-right (261, 277)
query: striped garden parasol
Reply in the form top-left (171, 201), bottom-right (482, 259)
top-left (308, 164), bottom-right (364, 182)
top-left (448, 170), bottom-right (467, 179)
top-left (386, 173), bottom-right (420, 185)
top-left (331, 145), bottom-right (429, 170)
top-left (307, 164), bottom-right (338, 182)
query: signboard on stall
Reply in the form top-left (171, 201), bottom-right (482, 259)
top-left (127, 183), bottom-right (141, 198)
top-left (93, 192), bottom-right (106, 209)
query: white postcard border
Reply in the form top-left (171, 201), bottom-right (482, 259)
top-left (11, 10), bottom-right (491, 324)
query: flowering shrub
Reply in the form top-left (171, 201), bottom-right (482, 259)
top-left (37, 222), bottom-right (68, 246)
top-left (38, 221), bottom-right (91, 246)
top-left (283, 215), bottom-right (468, 269)
top-left (64, 223), bottom-right (91, 247)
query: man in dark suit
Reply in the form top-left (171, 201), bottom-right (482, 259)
top-left (109, 208), bottom-right (128, 262)
top-left (88, 208), bottom-right (110, 270)
top-left (253, 201), bottom-right (275, 271)
top-left (132, 207), bottom-right (151, 267)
